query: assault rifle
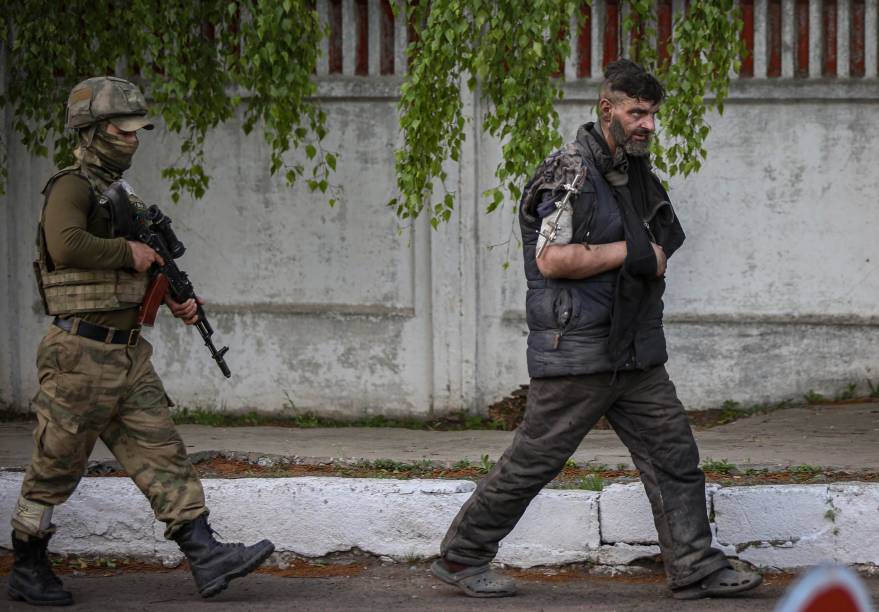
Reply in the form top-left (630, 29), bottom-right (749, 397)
top-left (99, 181), bottom-right (232, 378)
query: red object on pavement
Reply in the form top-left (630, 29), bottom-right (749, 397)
top-left (775, 564), bottom-right (873, 612)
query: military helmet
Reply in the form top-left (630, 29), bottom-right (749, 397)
top-left (66, 76), bottom-right (154, 131)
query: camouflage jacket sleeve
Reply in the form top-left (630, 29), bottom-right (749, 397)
top-left (520, 143), bottom-right (589, 219)
top-left (43, 174), bottom-right (134, 270)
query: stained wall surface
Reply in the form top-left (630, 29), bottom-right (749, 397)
top-left (2, 1), bottom-right (877, 415)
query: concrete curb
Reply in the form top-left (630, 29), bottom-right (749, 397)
top-left (2, 473), bottom-right (877, 570)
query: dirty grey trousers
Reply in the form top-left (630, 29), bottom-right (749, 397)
top-left (440, 366), bottom-right (730, 589)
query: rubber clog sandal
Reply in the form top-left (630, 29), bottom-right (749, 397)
top-left (672, 566), bottom-right (763, 600)
top-left (430, 559), bottom-right (517, 598)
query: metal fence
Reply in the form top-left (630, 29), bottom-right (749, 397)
top-left (313, 0), bottom-right (879, 80)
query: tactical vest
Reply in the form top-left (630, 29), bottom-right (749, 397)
top-left (33, 165), bottom-right (148, 316)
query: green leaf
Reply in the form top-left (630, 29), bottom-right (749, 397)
top-left (0, 0), bottom-right (738, 220)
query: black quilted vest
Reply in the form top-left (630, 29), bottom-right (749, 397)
top-left (518, 137), bottom-right (669, 378)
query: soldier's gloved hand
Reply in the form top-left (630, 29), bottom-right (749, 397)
top-left (165, 295), bottom-right (203, 326)
top-left (128, 240), bottom-right (165, 272)
top-left (652, 243), bottom-right (667, 277)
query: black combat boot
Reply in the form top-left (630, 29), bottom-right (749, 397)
top-left (7, 531), bottom-right (73, 606)
top-left (172, 515), bottom-right (275, 598)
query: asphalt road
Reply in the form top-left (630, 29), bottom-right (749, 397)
top-left (4, 564), bottom-right (878, 612)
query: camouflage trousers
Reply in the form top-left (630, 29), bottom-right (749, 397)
top-left (13, 323), bottom-right (206, 540)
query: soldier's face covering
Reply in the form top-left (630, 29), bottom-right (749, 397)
top-left (75, 121), bottom-right (140, 190)
top-left (92, 122), bottom-right (139, 173)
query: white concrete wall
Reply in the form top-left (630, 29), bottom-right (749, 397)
top-left (2, 2), bottom-right (878, 415)
top-left (480, 82), bottom-right (879, 409)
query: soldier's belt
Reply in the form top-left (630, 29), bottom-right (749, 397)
top-left (53, 317), bottom-right (141, 347)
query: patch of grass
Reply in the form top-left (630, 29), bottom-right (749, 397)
top-left (576, 474), bottom-right (604, 491)
top-left (290, 412), bottom-right (322, 428)
top-left (836, 383), bottom-right (859, 401)
top-left (173, 407), bottom-right (261, 427)
top-left (701, 458), bottom-right (736, 475)
top-left (60, 556), bottom-right (119, 570)
top-left (479, 454), bottom-right (495, 473)
top-left (402, 550), bottom-right (423, 564)
top-left (616, 463), bottom-right (628, 471)
top-left (564, 458), bottom-right (578, 469)
top-left (338, 458), bottom-right (440, 478)
top-left (171, 407), bottom-right (510, 432)
top-left (868, 380), bottom-right (879, 399)
top-left (451, 459), bottom-right (473, 470)
top-left (358, 459), bottom-right (413, 473)
top-left (789, 464), bottom-right (822, 474)
top-left (824, 497), bottom-right (840, 525)
top-left (804, 390), bottom-right (827, 404)
top-left (713, 400), bottom-right (750, 426)
top-left (375, 459), bottom-right (411, 472)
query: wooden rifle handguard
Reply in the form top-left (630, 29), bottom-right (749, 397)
top-left (137, 274), bottom-right (170, 327)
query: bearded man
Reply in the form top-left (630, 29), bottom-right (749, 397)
top-left (7, 76), bottom-right (274, 606)
top-left (430, 59), bottom-right (763, 600)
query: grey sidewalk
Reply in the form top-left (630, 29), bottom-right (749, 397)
top-left (2, 402), bottom-right (878, 470)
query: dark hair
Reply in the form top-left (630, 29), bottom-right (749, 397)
top-left (602, 59), bottom-right (665, 103)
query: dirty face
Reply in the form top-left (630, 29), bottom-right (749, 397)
top-left (601, 95), bottom-right (660, 157)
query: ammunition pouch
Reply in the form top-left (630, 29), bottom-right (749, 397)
top-left (33, 166), bottom-right (148, 316)
top-left (34, 260), bottom-right (148, 316)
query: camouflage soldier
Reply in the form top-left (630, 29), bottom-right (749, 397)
top-left (7, 77), bottom-right (275, 607)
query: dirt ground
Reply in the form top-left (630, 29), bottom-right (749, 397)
top-left (86, 454), bottom-right (879, 488)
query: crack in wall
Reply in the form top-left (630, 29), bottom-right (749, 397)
top-left (735, 538), bottom-right (801, 553)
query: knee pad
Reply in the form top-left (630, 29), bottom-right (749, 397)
top-left (12, 495), bottom-right (54, 536)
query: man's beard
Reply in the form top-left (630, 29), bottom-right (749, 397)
top-left (610, 116), bottom-right (651, 157)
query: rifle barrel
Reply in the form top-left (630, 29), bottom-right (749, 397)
top-left (196, 320), bottom-right (232, 378)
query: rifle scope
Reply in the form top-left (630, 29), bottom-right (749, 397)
top-left (145, 205), bottom-right (186, 259)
